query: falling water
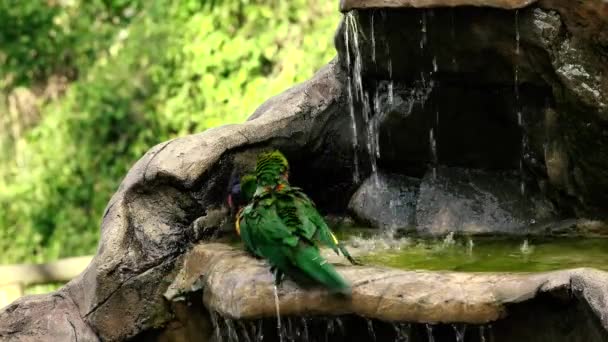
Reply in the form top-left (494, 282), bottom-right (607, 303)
top-left (300, 318), bottom-right (309, 341)
top-left (367, 319), bottom-right (377, 342)
top-left (346, 12), bottom-right (383, 188)
top-left (371, 12), bottom-right (376, 64)
top-left (224, 319), bottom-right (237, 341)
top-left (237, 321), bottom-right (249, 342)
top-left (256, 320), bottom-right (264, 341)
top-left (450, 9), bottom-right (457, 69)
top-left (324, 319), bottom-right (335, 342)
top-left (393, 323), bottom-right (411, 342)
top-left (273, 285), bottom-right (284, 342)
top-left (480, 325), bottom-right (487, 342)
top-left (344, 13), bottom-right (360, 183)
top-left (514, 10), bottom-right (526, 196)
top-left (426, 324), bottom-right (435, 342)
top-left (420, 11), bottom-right (427, 50)
top-left (429, 128), bottom-right (438, 179)
top-left (387, 58), bottom-right (394, 105)
top-left (453, 324), bottom-right (467, 342)
top-left (334, 318), bottom-right (345, 336)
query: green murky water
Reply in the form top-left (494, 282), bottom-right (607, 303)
top-left (347, 234), bottom-right (608, 272)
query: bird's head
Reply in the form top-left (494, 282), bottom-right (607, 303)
top-left (227, 173), bottom-right (256, 213)
top-left (255, 150), bottom-right (289, 187)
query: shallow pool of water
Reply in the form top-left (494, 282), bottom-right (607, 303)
top-left (346, 233), bottom-right (608, 272)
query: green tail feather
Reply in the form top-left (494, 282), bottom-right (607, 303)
top-left (291, 245), bottom-right (351, 294)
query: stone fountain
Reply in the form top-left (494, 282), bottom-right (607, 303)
top-left (1, 1), bottom-right (607, 341)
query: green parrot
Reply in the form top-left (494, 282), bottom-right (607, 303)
top-left (236, 150), bottom-right (357, 294)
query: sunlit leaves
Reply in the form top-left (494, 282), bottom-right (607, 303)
top-left (0, 0), bottom-right (338, 263)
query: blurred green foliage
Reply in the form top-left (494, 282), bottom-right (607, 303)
top-left (0, 0), bottom-right (338, 264)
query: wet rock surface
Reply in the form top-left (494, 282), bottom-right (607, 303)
top-left (349, 167), bottom-right (558, 233)
top-left (415, 167), bottom-right (555, 234)
top-left (336, 1), bottom-right (608, 217)
top-left (348, 172), bottom-right (420, 230)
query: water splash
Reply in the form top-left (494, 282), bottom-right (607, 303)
top-left (520, 239), bottom-right (533, 255)
top-left (432, 56), bottom-right (438, 73)
top-left (443, 232), bottom-right (456, 247)
top-left (273, 285), bottom-right (284, 342)
top-left (348, 233), bottom-right (411, 253)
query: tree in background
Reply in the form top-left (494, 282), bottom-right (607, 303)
top-left (0, 0), bottom-right (338, 263)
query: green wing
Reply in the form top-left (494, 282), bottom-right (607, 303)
top-left (239, 194), bottom-right (350, 293)
top-left (287, 188), bottom-right (359, 265)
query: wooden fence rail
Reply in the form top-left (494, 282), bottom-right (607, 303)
top-left (0, 256), bottom-right (93, 309)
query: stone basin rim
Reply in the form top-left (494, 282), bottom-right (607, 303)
top-left (340, 0), bottom-right (538, 12)
top-left (166, 243), bottom-right (608, 328)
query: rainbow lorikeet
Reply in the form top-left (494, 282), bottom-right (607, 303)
top-left (234, 150), bottom-right (357, 294)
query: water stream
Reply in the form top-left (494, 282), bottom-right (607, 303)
top-left (514, 10), bottom-right (525, 196)
top-left (272, 285), bottom-right (284, 342)
top-left (344, 12), bottom-right (360, 183)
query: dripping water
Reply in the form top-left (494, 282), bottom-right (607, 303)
top-left (479, 325), bottom-right (487, 342)
top-left (273, 285), bottom-right (284, 342)
top-left (514, 9), bottom-right (526, 196)
top-left (256, 320), bottom-right (264, 342)
top-left (452, 324), bottom-right (467, 342)
top-left (300, 318), bottom-right (309, 341)
top-left (420, 11), bottom-right (427, 51)
top-left (429, 128), bottom-right (438, 180)
top-left (426, 324), bottom-right (435, 342)
top-left (387, 58), bottom-right (394, 105)
top-left (238, 321), bottom-right (253, 342)
top-left (371, 11), bottom-right (376, 64)
top-left (334, 317), bottom-right (345, 337)
top-left (450, 9), bottom-right (457, 69)
top-left (393, 323), bottom-right (411, 342)
top-left (367, 319), bottom-right (377, 342)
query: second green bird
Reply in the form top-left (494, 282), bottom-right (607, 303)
top-left (235, 150), bottom-right (357, 294)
